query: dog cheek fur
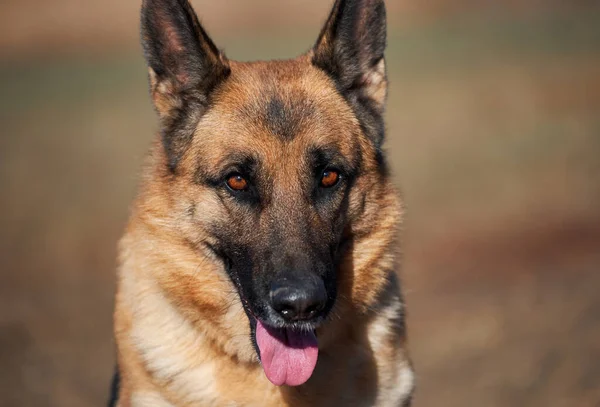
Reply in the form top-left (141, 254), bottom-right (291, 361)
top-left (119, 158), bottom-right (258, 362)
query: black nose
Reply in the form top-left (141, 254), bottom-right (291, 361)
top-left (270, 275), bottom-right (327, 322)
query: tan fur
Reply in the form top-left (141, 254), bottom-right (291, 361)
top-left (115, 53), bottom-right (413, 406)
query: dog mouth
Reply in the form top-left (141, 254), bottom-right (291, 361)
top-left (234, 289), bottom-right (322, 387)
top-left (210, 249), bottom-right (324, 386)
top-left (254, 320), bottom-right (319, 386)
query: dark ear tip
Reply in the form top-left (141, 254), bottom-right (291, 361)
top-left (140, 0), bottom-right (161, 12)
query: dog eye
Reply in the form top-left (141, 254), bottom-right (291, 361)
top-left (320, 169), bottom-right (340, 188)
top-left (226, 173), bottom-right (248, 191)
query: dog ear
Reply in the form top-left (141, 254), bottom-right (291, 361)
top-left (141, 0), bottom-right (230, 170)
top-left (312, 0), bottom-right (387, 146)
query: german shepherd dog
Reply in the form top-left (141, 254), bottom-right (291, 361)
top-left (112, 0), bottom-right (414, 405)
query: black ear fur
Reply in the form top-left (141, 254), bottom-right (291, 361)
top-left (312, 0), bottom-right (388, 147)
top-left (141, 0), bottom-right (230, 171)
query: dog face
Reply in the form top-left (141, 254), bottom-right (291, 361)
top-left (189, 70), bottom-right (362, 330)
top-left (139, 0), bottom-right (394, 386)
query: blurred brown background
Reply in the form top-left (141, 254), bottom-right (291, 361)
top-left (1, 1), bottom-right (599, 406)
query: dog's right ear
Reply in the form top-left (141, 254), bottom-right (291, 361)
top-left (141, 0), bottom-right (230, 116)
top-left (141, 0), bottom-right (230, 169)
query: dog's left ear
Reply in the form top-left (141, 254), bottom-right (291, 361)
top-left (312, 0), bottom-right (387, 146)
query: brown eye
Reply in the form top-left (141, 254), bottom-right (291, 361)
top-left (320, 169), bottom-right (340, 188)
top-left (226, 174), bottom-right (248, 191)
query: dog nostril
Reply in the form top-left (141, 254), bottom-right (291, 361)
top-left (278, 305), bottom-right (296, 318)
top-left (305, 302), bottom-right (323, 318)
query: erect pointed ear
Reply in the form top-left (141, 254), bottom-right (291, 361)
top-left (312, 0), bottom-right (387, 146)
top-left (141, 0), bottom-right (230, 170)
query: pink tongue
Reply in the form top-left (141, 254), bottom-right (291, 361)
top-left (255, 321), bottom-right (318, 386)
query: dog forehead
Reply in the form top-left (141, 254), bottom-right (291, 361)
top-left (189, 59), bottom-right (362, 167)
top-left (216, 60), bottom-right (354, 136)
top-left (260, 95), bottom-right (315, 140)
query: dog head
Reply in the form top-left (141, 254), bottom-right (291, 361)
top-left (139, 0), bottom-right (398, 386)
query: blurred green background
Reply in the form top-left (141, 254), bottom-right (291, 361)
top-left (1, 1), bottom-right (599, 406)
